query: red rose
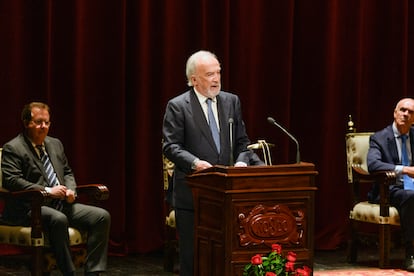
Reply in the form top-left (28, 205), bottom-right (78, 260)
top-left (286, 251), bottom-right (297, 262)
top-left (296, 266), bottom-right (312, 276)
top-left (251, 254), bottom-right (263, 265)
top-left (285, 261), bottom-right (295, 272)
top-left (265, 272), bottom-right (276, 276)
top-left (271, 243), bottom-right (282, 254)
top-left (295, 267), bottom-right (311, 276)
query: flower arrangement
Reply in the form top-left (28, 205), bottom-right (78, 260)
top-left (243, 244), bottom-right (312, 276)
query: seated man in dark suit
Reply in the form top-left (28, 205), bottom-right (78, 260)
top-left (367, 98), bottom-right (414, 272)
top-left (1, 102), bottom-right (111, 276)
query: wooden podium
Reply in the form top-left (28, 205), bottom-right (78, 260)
top-left (187, 162), bottom-right (318, 276)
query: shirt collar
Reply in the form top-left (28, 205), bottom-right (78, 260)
top-left (393, 122), bottom-right (409, 139)
top-left (193, 88), bottom-right (217, 103)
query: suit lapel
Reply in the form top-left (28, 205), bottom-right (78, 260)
top-left (217, 94), bottom-right (230, 152)
top-left (386, 129), bottom-right (400, 165)
top-left (22, 134), bottom-right (50, 186)
top-left (410, 129), bottom-right (414, 165)
top-left (22, 134), bottom-right (46, 177)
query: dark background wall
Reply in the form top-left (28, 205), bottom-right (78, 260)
top-left (0, 0), bottom-right (412, 253)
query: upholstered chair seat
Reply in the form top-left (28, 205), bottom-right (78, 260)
top-left (0, 225), bottom-right (87, 247)
top-left (350, 201), bottom-right (400, 225)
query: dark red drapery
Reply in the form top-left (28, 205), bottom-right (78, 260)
top-left (0, 0), bottom-right (413, 253)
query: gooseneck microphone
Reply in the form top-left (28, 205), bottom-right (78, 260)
top-left (229, 118), bottom-right (234, 166)
top-left (267, 117), bottom-right (300, 163)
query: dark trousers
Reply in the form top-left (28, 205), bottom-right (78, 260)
top-left (391, 187), bottom-right (414, 244)
top-left (39, 203), bottom-right (111, 274)
top-left (175, 208), bottom-right (194, 276)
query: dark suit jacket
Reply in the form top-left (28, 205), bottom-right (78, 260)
top-left (367, 124), bottom-right (414, 202)
top-left (1, 133), bottom-right (76, 224)
top-left (162, 89), bottom-right (251, 209)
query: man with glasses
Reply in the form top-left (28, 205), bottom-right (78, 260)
top-left (1, 102), bottom-right (110, 276)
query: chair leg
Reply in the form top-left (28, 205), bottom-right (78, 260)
top-left (347, 220), bottom-right (358, 263)
top-left (32, 246), bottom-right (44, 276)
top-left (164, 225), bottom-right (177, 272)
top-left (378, 224), bottom-right (391, 268)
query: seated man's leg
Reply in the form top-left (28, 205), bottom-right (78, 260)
top-left (67, 203), bottom-right (111, 273)
top-left (391, 189), bottom-right (414, 271)
top-left (40, 206), bottom-right (75, 274)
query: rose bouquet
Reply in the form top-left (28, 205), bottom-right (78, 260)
top-left (243, 244), bottom-right (312, 276)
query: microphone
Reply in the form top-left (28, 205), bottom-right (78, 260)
top-left (267, 117), bottom-right (300, 163)
top-left (229, 118), bottom-right (234, 166)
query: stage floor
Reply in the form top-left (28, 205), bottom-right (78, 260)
top-left (0, 245), bottom-right (407, 275)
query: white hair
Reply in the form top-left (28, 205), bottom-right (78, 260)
top-left (185, 50), bottom-right (218, 87)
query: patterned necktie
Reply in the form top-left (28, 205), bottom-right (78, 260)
top-left (400, 135), bottom-right (414, 190)
top-left (206, 98), bottom-right (220, 152)
top-left (36, 145), bottom-right (63, 210)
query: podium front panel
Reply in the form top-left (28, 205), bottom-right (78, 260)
top-left (187, 163), bottom-right (318, 276)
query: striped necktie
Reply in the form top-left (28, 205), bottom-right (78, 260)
top-left (36, 145), bottom-right (63, 210)
top-left (206, 98), bottom-right (220, 152)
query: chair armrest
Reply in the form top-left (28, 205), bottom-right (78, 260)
top-left (10, 189), bottom-right (49, 202)
top-left (351, 166), bottom-right (371, 178)
top-left (0, 187), bottom-right (48, 202)
top-left (352, 166), bottom-right (396, 186)
top-left (352, 166), bottom-right (396, 217)
top-left (76, 184), bottom-right (109, 201)
top-left (0, 187), bottom-right (10, 198)
top-left (0, 188), bottom-right (48, 240)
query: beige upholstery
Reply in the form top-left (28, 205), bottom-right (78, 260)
top-left (346, 132), bottom-right (373, 182)
top-left (165, 210), bottom-right (176, 228)
top-left (345, 133), bottom-right (400, 226)
top-left (350, 201), bottom-right (400, 225)
top-left (0, 225), bottom-right (86, 247)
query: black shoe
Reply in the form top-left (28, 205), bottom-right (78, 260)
top-left (406, 256), bottom-right (414, 272)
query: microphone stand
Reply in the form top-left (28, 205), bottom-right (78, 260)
top-left (267, 117), bottom-right (300, 163)
top-left (229, 118), bottom-right (234, 166)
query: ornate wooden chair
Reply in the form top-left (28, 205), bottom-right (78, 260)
top-left (0, 148), bottom-right (109, 275)
top-left (162, 153), bottom-right (178, 272)
top-left (345, 116), bottom-right (399, 268)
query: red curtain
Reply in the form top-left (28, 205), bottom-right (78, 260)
top-left (0, 0), bottom-right (413, 253)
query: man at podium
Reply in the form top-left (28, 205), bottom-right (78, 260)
top-left (162, 50), bottom-right (261, 276)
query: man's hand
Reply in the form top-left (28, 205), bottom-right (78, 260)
top-left (402, 166), bottom-right (414, 178)
top-left (49, 185), bottom-right (67, 199)
top-left (193, 160), bottom-right (213, 171)
top-left (65, 189), bottom-right (76, 203)
top-left (48, 186), bottom-right (76, 203)
top-left (234, 161), bottom-right (247, 167)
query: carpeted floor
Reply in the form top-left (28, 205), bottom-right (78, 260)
top-left (315, 269), bottom-right (414, 275)
top-left (313, 244), bottom-right (414, 275)
top-left (0, 245), bottom-right (412, 275)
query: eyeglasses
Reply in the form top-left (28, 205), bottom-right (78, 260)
top-left (31, 120), bottom-right (51, 127)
